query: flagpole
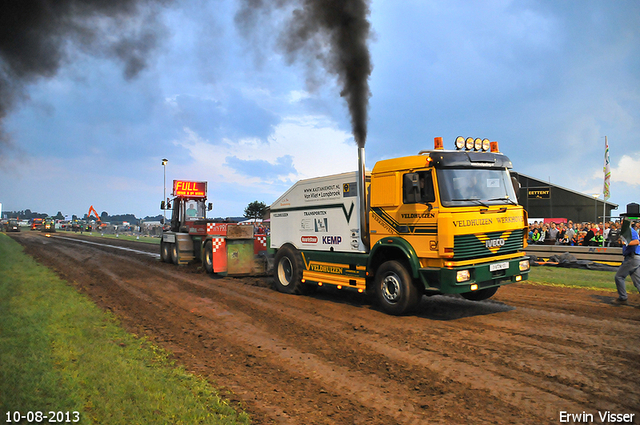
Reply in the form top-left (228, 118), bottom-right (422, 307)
top-left (603, 136), bottom-right (608, 247)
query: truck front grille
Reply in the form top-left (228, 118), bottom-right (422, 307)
top-left (453, 229), bottom-right (525, 260)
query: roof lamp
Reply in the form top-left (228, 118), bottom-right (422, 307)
top-left (465, 137), bottom-right (474, 150)
top-left (434, 137), bottom-right (444, 150)
top-left (455, 136), bottom-right (465, 150)
top-left (482, 139), bottom-right (490, 151)
top-left (474, 138), bottom-right (482, 151)
top-left (490, 141), bottom-right (499, 153)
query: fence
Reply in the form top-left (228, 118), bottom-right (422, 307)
top-left (525, 244), bottom-right (623, 266)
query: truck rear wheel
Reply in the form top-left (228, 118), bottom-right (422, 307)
top-left (460, 286), bottom-right (498, 301)
top-left (203, 240), bottom-right (213, 274)
top-left (374, 260), bottom-right (422, 315)
top-left (273, 246), bottom-right (305, 295)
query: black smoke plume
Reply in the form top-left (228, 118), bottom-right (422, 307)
top-left (236, 0), bottom-right (373, 148)
top-left (0, 0), bottom-right (170, 157)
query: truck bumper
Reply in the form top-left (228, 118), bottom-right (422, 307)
top-left (419, 256), bottom-right (529, 294)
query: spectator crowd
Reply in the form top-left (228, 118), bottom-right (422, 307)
top-left (527, 220), bottom-right (640, 247)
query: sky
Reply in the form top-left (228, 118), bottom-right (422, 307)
top-left (1, 0), bottom-right (639, 220)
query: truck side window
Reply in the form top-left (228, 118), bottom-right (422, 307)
top-left (403, 171), bottom-right (435, 204)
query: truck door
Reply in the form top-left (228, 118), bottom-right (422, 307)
top-left (399, 169), bottom-right (439, 259)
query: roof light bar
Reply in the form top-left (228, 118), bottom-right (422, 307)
top-left (454, 136), bottom-right (496, 152)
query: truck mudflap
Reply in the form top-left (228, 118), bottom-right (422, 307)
top-left (419, 256), bottom-right (530, 295)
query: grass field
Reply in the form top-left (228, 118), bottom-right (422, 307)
top-left (527, 265), bottom-right (635, 292)
top-left (0, 233), bottom-right (250, 425)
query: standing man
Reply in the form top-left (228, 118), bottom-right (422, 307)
top-left (614, 221), bottom-right (640, 304)
top-left (565, 221), bottom-right (576, 245)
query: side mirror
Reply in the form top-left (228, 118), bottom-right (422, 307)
top-left (511, 176), bottom-right (521, 200)
top-left (208, 203), bottom-right (213, 211)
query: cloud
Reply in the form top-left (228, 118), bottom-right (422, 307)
top-left (164, 90), bottom-right (280, 142)
top-left (608, 154), bottom-right (640, 186)
top-left (225, 154), bottom-right (296, 179)
top-left (172, 115), bottom-right (357, 200)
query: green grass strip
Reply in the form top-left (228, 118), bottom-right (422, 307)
top-left (0, 234), bottom-right (250, 425)
top-left (527, 265), bottom-right (636, 292)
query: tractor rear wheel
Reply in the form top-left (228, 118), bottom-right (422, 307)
top-left (171, 243), bottom-right (179, 265)
top-left (203, 240), bottom-right (213, 274)
top-left (160, 241), bottom-right (172, 263)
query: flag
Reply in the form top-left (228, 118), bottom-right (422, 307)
top-left (603, 136), bottom-right (610, 200)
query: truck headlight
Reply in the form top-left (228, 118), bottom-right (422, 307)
top-left (519, 259), bottom-right (530, 271)
top-left (456, 270), bottom-right (470, 282)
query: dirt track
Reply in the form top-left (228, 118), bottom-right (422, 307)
top-left (10, 231), bottom-right (640, 425)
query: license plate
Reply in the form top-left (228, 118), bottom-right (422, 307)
top-left (490, 262), bottom-right (509, 272)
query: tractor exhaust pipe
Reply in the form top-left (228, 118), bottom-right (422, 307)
top-left (357, 146), bottom-right (369, 251)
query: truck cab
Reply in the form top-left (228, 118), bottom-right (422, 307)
top-left (368, 139), bottom-right (529, 309)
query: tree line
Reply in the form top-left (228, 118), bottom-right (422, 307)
top-left (4, 209), bottom-right (163, 225)
top-left (6, 201), bottom-right (267, 224)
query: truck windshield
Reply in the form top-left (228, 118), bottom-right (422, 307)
top-left (437, 168), bottom-right (517, 207)
top-left (184, 200), bottom-right (206, 220)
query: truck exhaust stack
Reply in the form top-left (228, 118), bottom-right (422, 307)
top-left (358, 146), bottom-right (369, 250)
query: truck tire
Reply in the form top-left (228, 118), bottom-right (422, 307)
top-left (374, 260), bottom-right (422, 315)
top-left (171, 243), bottom-right (179, 265)
top-left (460, 286), bottom-right (498, 301)
top-left (273, 246), bottom-right (305, 294)
top-left (203, 240), bottom-right (213, 274)
top-left (161, 241), bottom-right (172, 263)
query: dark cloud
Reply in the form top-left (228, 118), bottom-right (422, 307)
top-left (0, 0), bottom-right (171, 158)
top-left (236, 0), bottom-right (373, 147)
top-left (170, 92), bottom-right (279, 142)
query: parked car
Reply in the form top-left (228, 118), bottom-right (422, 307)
top-left (6, 219), bottom-right (20, 232)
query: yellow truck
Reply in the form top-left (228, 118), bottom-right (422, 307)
top-left (270, 136), bottom-right (530, 315)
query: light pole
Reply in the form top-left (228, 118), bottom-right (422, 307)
top-left (162, 159), bottom-right (168, 223)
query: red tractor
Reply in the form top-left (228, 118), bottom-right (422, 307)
top-left (160, 180), bottom-right (268, 276)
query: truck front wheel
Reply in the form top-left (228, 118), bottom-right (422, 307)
top-left (460, 286), bottom-right (498, 301)
top-left (374, 260), bottom-right (422, 315)
top-left (273, 246), bottom-right (305, 295)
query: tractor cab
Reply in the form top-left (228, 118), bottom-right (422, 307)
top-left (161, 180), bottom-right (212, 233)
top-left (165, 197), bottom-right (212, 232)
